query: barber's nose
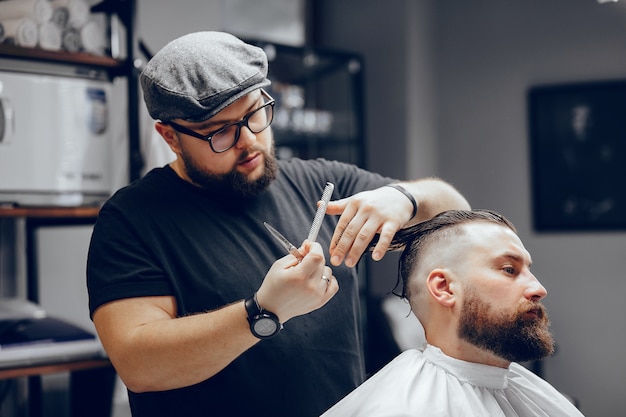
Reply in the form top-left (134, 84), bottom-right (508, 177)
top-left (235, 126), bottom-right (257, 148)
top-left (526, 273), bottom-right (547, 301)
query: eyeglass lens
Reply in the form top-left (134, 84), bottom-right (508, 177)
top-left (211, 103), bottom-right (274, 152)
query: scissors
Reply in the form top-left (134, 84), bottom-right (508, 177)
top-left (264, 222), bottom-right (304, 261)
top-left (264, 182), bottom-right (335, 262)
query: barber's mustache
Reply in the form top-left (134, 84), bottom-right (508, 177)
top-left (520, 302), bottom-right (548, 321)
top-left (237, 146), bottom-right (269, 163)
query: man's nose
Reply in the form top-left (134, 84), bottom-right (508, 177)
top-left (236, 125), bottom-right (257, 148)
top-left (526, 274), bottom-right (547, 301)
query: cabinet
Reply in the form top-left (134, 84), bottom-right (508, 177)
top-left (0, 0), bottom-right (141, 184)
top-left (246, 39), bottom-right (366, 167)
top-left (0, 1), bottom-right (138, 415)
top-left (0, 207), bottom-right (113, 417)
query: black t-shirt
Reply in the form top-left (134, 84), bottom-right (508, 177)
top-left (87, 158), bottom-right (392, 417)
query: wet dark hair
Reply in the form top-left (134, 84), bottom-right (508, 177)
top-left (367, 209), bottom-right (517, 299)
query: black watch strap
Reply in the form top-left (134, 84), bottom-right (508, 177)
top-left (244, 295), bottom-right (262, 317)
top-left (245, 294), bottom-right (282, 339)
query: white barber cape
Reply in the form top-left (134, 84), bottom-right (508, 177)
top-left (320, 345), bottom-right (584, 417)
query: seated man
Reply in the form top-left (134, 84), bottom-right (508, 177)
top-left (321, 209), bottom-right (584, 417)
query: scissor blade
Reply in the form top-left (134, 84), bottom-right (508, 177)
top-left (264, 222), bottom-right (304, 261)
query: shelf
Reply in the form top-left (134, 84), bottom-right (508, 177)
top-left (0, 1), bottom-right (133, 414)
top-left (0, 206), bottom-right (101, 303)
top-left (0, 44), bottom-right (125, 71)
top-left (0, 358), bottom-right (111, 380)
top-left (0, 206), bottom-right (100, 219)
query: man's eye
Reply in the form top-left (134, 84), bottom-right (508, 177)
top-left (503, 266), bottom-right (516, 275)
top-left (214, 124), bottom-right (238, 137)
top-left (201, 127), bottom-right (221, 137)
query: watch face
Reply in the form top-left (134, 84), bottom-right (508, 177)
top-left (253, 316), bottom-right (279, 337)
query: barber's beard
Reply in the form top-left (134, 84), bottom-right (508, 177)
top-left (458, 287), bottom-right (555, 363)
top-left (182, 143), bottom-right (278, 200)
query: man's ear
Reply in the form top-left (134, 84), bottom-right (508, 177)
top-left (155, 122), bottom-right (182, 154)
top-left (426, 269), bottom-right (455, 307)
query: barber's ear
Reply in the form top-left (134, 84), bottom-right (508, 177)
top-left (426, 269), bottom-right (456, 307)
top-left (155, 122), bottom-right (182, 154)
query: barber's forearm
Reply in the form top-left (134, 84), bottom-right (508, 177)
top-left (397, 178), bottom-right (470, 225)
top-left (95, 299), bottom-right (258, 393)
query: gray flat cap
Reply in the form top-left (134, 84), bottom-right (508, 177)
top-left (140, 31), bottom-right (271, 122)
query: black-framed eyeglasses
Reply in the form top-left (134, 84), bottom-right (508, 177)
top-left (166, 89), bottom-right (275, 153)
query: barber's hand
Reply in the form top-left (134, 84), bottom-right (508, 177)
top-left (256, 241), bottom-right (338, 323)
top-left (326, 186), bottom-right (413, 267)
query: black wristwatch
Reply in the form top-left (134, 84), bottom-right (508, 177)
top-left (245, 294), bottom-right (282, 339)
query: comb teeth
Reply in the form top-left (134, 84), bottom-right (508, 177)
top-left (308, 182), bottom-right (335, 242)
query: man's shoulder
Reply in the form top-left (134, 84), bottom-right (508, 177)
top-left (111, 167), bottom-right (175, 196)
top-left (278, 157), bottom-right (341, 173)
top-left (100, 167), bottom-right (178, 214)
top-left (276, 158), bottom-right (343, 191)
top-left (277, 157), bottom-right (373, 187)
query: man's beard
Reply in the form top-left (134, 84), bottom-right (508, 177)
top-left (182, 143), bottom-right (279, 200)
top-left (458, 287), bottom-right (555, 363)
